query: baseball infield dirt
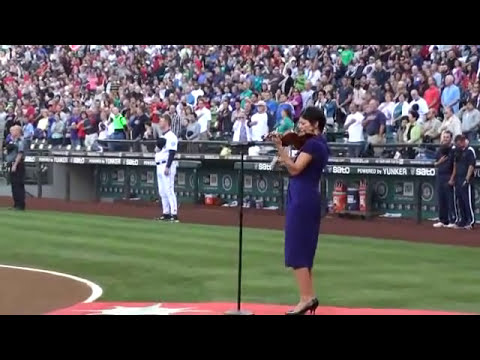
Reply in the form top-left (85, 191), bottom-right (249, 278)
top-left (0, 267), bottom-right (93, 315)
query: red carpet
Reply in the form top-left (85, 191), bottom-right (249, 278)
top-left (47, 302), bottom-right (472, 315)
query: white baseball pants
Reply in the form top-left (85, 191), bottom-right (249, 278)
top-left (157, 161), bottom-right (178, 216)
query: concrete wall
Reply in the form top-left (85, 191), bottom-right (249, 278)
top-left (0, 164), bottom-right (97, 201)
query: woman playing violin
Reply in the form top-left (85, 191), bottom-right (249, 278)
top-left (270, 106), bottom-right (329, 315)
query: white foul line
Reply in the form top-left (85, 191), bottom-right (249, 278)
top-left (0, 264), bottom-right (103, 303)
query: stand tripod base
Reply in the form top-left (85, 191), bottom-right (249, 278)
top-left (224, 309), bottom-right (254, 315)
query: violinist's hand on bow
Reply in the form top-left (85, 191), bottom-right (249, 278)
top-left (271, 133), bottom-right (283, 149)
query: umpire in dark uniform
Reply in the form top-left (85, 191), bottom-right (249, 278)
top-left (5, 125), bottom-right (26, 211)
top-left (452, 134), bottom-right (476, 229)
top-left (433, 130), bottom-right (456, 228)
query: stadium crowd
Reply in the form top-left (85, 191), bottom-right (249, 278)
top-left (0, 45), bottom-right (479, 157)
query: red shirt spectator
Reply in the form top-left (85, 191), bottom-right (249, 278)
top-left (194, 57), bottom-right (202, 71)
top-left (150, 102), bottom-right (160, 124)
top-left (23, 102), bottom-right (36, 118)
top-left (240, 45), bottom-right (252, 57)
top-left (423, 76), bottom-right (440, 112)
top-left (3, 75), bottom-right (14, 85)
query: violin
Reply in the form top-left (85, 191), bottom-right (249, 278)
top-left (263, 131), bottom-right (316, 150)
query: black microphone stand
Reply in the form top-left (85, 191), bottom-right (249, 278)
top-left (225, 141), bottom-right (256, 315)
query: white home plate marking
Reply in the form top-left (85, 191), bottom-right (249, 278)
top-left (0, 264), bottom-right (103, 303)
top-left (89, 303), bottom-right (211, 315)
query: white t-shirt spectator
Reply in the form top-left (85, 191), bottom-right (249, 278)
top-left (196, 107), bottom-right (211, 133)
top-left (107, 120), bottom-right (115, 137)
top-left (249, 112), bottom-right (269, 141)
top-left (191, 89), bottom-right (205, 105)
top-left (37, 117), bottom-right (49, 131)
top-left (306, 69), bottom-right (321, 85)
top-left (99, 122), bottom-right (109, 140)
top-left (345, 112), bottom-right (365, 143)
top-left (393, 101), bottom-right (410, 119)
top-left (379, 101), bottom-right (396, 126)
top-left (301, 89), bottom-right (314, 110)
top-left (409, 98), bottom-right (429, 122)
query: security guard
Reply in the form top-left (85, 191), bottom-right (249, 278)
top-left (433, 130), bottom-right (456, 228)
top-left (154, 114), bottom-right (179, 222)
top-left (5, 125), bottom-right (26, 211)
top-left (452, 134), bottom-right (476, 229)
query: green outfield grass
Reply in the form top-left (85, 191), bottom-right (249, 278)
top-left (0, 209), bottom-right (479, 313)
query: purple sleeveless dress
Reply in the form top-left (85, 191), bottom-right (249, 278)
top-left (284, 135), bottom-right (329, 269)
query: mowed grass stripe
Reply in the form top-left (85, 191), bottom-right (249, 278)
top-left (0, 219), bottom-right (284, 260)
top-left (0, 210), bottom-right (284, 249)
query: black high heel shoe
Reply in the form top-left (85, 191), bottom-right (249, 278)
top-left (285, 298), bottom-right (319, 315)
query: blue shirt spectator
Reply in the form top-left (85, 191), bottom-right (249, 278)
top-left (186, 93), bottom-right (195, 105)
top-left (198, 73), bottom-right (207, 85)
top-left (266, 99), bottom-right (278, 119)
top-left (441, 75), bottom-right (461, 114)
top-left (23, 122), bottom-right (34, 140)
top-left (275, 102), bottom-right (294, 126)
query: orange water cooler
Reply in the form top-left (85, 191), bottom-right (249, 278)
top-left (332, 181), bottom-right (347, 213)
top-left (358, 179), bottom-right (368, 212)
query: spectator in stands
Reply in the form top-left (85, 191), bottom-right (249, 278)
top-left (336, 77), bottom-right (353, 126)
top-left (232, 111), bottom-right (251, 142)
top-left (217, 99), bottom-right (232, 134)
top-left (441, 75), bottom-right (461, 114)
top-left (150, 96), bottom-right (162, 139)
top-left (404, 110), bottom-right (423, 144)
top-left (78, 111), bottom-right (88, 147)
top-left (195, 98), bottom-right (211, 140)
top-left (470, 83), bottom-right (480, 110)
top-left (372, 60), bottom-right (389, 87)
top-left (324, 91), bottom-right (337, 128)
top-left (289, 89), bottom-right (303, 123)
top-left (424, 76), bottom-right (441, 113)
top-left (458, 99), bottom-right (480, 142)
top-left (409, 89), bottom-right (429, 122)
top-left (50, 115), bottom-right (65, 146)
top-left (396, 115), bottom-right (409, 144)
top-left (131, 106), bottom-right (149, 151)
top-left (168, 105), bottom-right (181, 138)
top-left (275, 107), bottom-right (295, 135)
top-left (280, 68), bottom-right (294, 97)
top-left (422, 109), bottom-right (442, 143)
top-left (185, 114), bottom-right (201, 141)
top-left (363, 99), bottom-right (386, 157)
top-left (67, 108), bottom-right (80, 147)
top-left (392, 92), bottom-right (410, 128)
top-left (275, 94), bottom-right (294, 128)
top-left (379, 92), bottom-right (395, 142)
top-left (240, 81), bottom-right (253, 109)
top-left (352, 80), bottom-right (366, 107)
top-left (36, 109), bottom-right (49, 137)
top-left (344, 103), bottom-right (365, 157)
top-left (249, 101), bottom-right (269, 142)
top-left (301, 81), bottom-right (314, 110)
top-left (439, 106), bottom-right (462, 139)
top-left (110, 107), bottom-right (128, 151)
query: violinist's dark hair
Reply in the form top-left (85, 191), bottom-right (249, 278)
top-left (300, 106), bottom-right (326, 133)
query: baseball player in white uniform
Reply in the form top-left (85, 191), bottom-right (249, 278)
top-left (155, 114), bottom-right (179, 222)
